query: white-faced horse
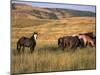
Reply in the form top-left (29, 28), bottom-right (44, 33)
top-left (16, 32), bottom-right (38, 53)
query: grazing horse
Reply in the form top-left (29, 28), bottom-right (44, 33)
top-left (16, 32), bottom-right (38, 53)
top-left (77, 34), bottom-right (95, 47)
top-left (58, 36), bottom-right (82, 51)
top-left (79, 32), bottom-right (94, 39)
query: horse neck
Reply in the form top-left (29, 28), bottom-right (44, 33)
top-left (30, 35), bottom-right (35, 41)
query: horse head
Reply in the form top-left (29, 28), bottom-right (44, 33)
top-left (33, 32), bottom-right (38, 40)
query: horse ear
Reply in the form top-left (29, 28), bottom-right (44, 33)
top-left (33, 32), bottom-right (38, 34)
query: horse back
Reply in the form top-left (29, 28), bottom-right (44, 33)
top-left (17, 36), bottom-right (36, 47)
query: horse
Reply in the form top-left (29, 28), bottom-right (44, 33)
top-left (16, 32), bottom-right (38, 53)
top-left (58, 37), bottom-right (63, 48)
top-left (77, 34), bottom-right (95, 47)
top-left (58, 36), bottom-right (82, 51)
top-left (79, 32), bottom-right (94, 39)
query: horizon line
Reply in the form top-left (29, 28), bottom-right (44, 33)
top-left (12, 1), bottom-right (96, 13)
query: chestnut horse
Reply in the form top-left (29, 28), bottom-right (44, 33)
top-left (77, 34), bottom-right (95, 47)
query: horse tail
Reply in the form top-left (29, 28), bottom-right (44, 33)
top-left (58, 38), bottom-right (60, 46)
top-left (16, 40), bottom-right (20, 53)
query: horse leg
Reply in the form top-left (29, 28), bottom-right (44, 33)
top-left (62, 43), bottom-right (65, 51)
top-left (84, 40), bottom-right (87, 47)
top-left (90, 41), bottom-right (95, 47)
top-left (62, 47), bottom-right (65, 51)
top-left (22, 46), bottom-right (25, 53)
top-left (17, 43), bottom-right (21, 54)
top-left (30, 46), bottom-right (35, 53)
top-left (72, 46), bottom-right (77, 52)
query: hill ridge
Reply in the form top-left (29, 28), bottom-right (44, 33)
top-left (12, 3), bottom-right (96, 19)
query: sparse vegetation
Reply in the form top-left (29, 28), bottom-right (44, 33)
top-left (11, 3), bottom-right (96, 74)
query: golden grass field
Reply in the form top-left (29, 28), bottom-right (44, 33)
top-left (11, 16), bottom-right (96, 74)
top-left (11, 2), bottom-right (96, 73)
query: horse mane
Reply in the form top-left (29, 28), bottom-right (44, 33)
top-left (30, 34), bottom-right (35, 40)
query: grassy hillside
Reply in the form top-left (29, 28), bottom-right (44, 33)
top-left (12, 3), bottom-right (96, 19)
top-left (11, 3), bottom-right (96, 74)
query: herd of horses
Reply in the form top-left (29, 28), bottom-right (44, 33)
top-left (58, 32), bottom-right (96, 51)
top-left (16, 32), bottom-right (96, 54)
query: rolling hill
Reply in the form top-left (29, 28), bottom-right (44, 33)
top-left (12, 3), bottom-right (96, 19)
top-left (12, 3), bottom-right (96, 74)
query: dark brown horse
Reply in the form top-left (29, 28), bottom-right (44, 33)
top-left (58, 36), bottom-right (83, 51)
top-left (16, 32), bottom-right (38, 53)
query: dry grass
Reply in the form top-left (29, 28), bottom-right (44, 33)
top-left (12, 41), bottom-right (96, 74)
top-left (11, 15), bottom-right (96, 74)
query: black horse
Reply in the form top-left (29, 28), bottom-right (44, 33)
top-left (16, 32), bottom-right (38, 53)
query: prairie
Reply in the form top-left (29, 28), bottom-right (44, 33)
top-left (11, 3), bottom-right (96, 74)
top-left (11, 17), bottom-right (96, 74)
